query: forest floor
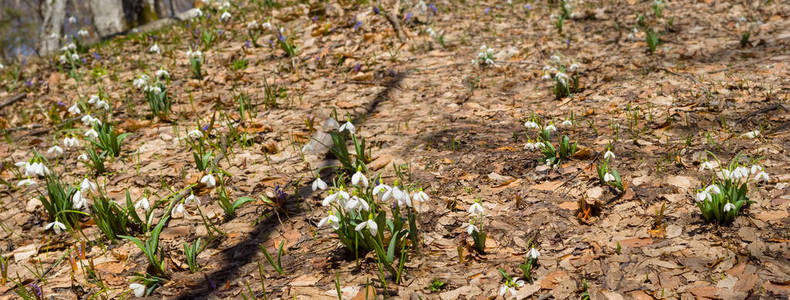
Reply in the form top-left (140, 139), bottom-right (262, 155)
top-left (0, 0), bottom-right (789, 299)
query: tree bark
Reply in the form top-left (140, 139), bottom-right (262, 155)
top-left (39, 0), bottom-right (66, 55)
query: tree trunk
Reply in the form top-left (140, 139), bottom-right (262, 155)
top-left (39, 0), bottom-right (65, 55)
top-left (90, 0), bottom-right (127, 36)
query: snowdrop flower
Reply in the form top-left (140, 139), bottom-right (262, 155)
top-left (89, 95), bottom-right (100, 104)
top-left (129, 283), bottom-right (146, 297)
top-left (312, 177), bottom-right (327, 191)
top-left (345, 196), bottom-right (369, 212)
top-left (68, 103), bottom-right (81, 114)
top-left (550, 55), bottom-right (561, 64)
top-left (733, 166), bottom-right (749, 180)
top-left (373, 183), bottom-right (391, 197)
top-left (77, 29), bottom-right (89, 37)
top-left (186, 49), bottom-right (203, 60)
top-left (339, 121), bottom-right (355, 134)
top-left (723, 202), bottom-right (736, 213)
top-left (317, 212), bottom-right (340, 230)
top-left (555, 72), bottom-right (569, 86)
top-left (187, 129), bottom-right (203, 139)
top-left (544, 124), bottom-right (557, 132)
top-left (247, 20), bottom-right (259, 29)
top-left (220, 11), bottom-right (232, 22)
top-left (524, 120), bottom-right (539, 129)
top-left (46, 221), bottom-right (67, 234)
top-left (699, 161), bottom-right (713, 172)
top-left (149, 43), bottom-right (161, 54)
top-left (468, 201), bottom-right (484, 215)
top-left (218, 1), bottom-right (230, 10)
top-left (527, 247), bottom-right (540, 260)
top-left (741, 130), bottom-right (759, 139)
top-left (194, 8), bottom-right (203, 17)
top-left (322, 118), bottom-right (340, 131)
top-left (524, 141), bottom-right (543, 151)
top-left (155, 69), bottom-right (169, 78)
top-left (67, 43), bottom-right (77, 51)
top-left (72, 190), bottom-right (87, 209)
top-left (604, 150), bottom-right (615, 160)
top-left (17, 178), bottom-right (37, 187)
top-left (48, 145), bottom-right (64, 156)
top-left (351, 170), bottom-right (368, 187)
top-left (355, 218), bottom-right (378, 236)
top-left (135, 197), bottom-right (150, 211)
top-left (261, 21), bottom-right (273, 30)
top-left (695, 190), bottom-right (710, 202)
top-left (704, 185), bottom-right (721, 195)
top-left (172, 203), bottom-right (188, 218)
top-left (0, 62), bottom-right (4, 70)
top-left (77, 153), bottom-right (88, 161)
top-left (85, 128), bottom-right (98, 139)
top-left (466, 222), bottom-right (479, 234)
top-left (391, 186), bottom-right (412, 207)
top-left (95, 99), bottom-right (109, 110)
top-left (412, 189), bottom-right (429, 203)
top-left (59, 55), bottom-right (67, 64)
top-left (749, 165), bottom-right (762, 175)
top-left (185, 193), bottom-right (200, 205)
top-left (754, 171), bottom-right (769, 182)
top-left (64, 137), bottom-right (80, 148)
top-left (81, 178), bottom-right (97, 192)
top-left (81, 114), bottom-right (100, 126)
top-left (541, 73), bottom-right (552, 80)
top-left (603, 172), bottom-right (615, 182)
top-left (322, 190), bottom-right (348, 206)
top-left (568, 63), bottom-right (579, 72)
top-left (721, 169), bottom-right (733, 180)
top-left (71, 53), bottom-right (80, 61)
top-left (499, 284), bottom-right (517, 299)
top-left (68, 16), bottom-right (77, 24)
top-left (561, 119), bottom-right (573, 127)
top-left (200, 173), bottom-right (216, 187)
top-left (133, 75), bottom-right (149, 89)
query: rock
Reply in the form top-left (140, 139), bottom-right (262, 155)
top-left (586, 186), bottom-right (603, 200)
top-left (26, 198), bottom-right (42, 212)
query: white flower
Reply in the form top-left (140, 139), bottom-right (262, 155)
top-left (72, 190), bottom-right (87, 209)
top-left (499, 284), bottom-right (517, 299)
top-left (603, 172), bottom-right (615, 182)
top-left (705, 185), bottom-right (721, 195)
top-left (524, 142), bottom-right (537, 151)
top-left (0, 63), bottom-right (4, 70)
top-left (721, 169), bottom-right (732, 180)
top-left (749, 165), bottom-right (762, 175)
top-left (64, 137), bottom-right (80, 148)
top-left (261, 21), bottom-right (273, 30)
top-left (68, 16), bottom-right (77, 24)
top-left (468, 202), bottom-right (484, 215)
top-left (524, 121), bottom-right (539, 129)
top-left (373, 183), bottom-right (391, 198)
top-left (351, 171), bottom-right (368, 187)
top-left (77, 153), bottom-right (88, 161)
top-left (413, 190), bottom-right (429, 202)
top-left (527, 247), bottom-right (540, 260)
top-left (81, 178), bottom-right (97, 192)
top-left (542, 73), bottom-right (552, 80)
top-left (723, 203), bottom-right (736, 213)
top-left (561, 119), bottom-right (573, 127)
top-left (695, 190), bottom-right (710, 202)
top-left (46, 221), bottom-right (67, 234)
top-left (95, 100), bottom-right (109, 110)
top-left (754, 171), bottom-right (769, 182)
top-left (466, 223), bottom-right (478, 235)
top-left (172, 203), bottom-right (189, 218)
top-left (59, 55), bottom-right (67, 64)
top-left (68, 103), bottom-right (81, 114)
top-left (67, 43), bottom-right (76, 50)
top-left (17, 178), bottom-right (37, 187)
top-left (200, 174), bottom-right (216, 187)
top-left (322, 192), bottom-right (339, 206)
top-left (247, 20), bottom-right (259, 29)
top-left (81, 114), bottom-right (101, 126)
top-left (339, 121), bottom-right (355, 134)
top-left (149, 43), bottom-right (161, 54)
top-left (135, 197), bottom-right (150, 211)
top-left (85, 128), bottom-right (98, 139)
top-left (129, 283), bottom-right (146, 297)
top-left (187, 129), bottom-right (203, 139)
top-left (48, 145), bottom-right (64, 156)
top-left (88, 95), bottom-right (99, 104)
top-left (186, 49), bottom-right (202, 60)
top-left (550, 55), bottom-right (561, 63)
top-left (71, 53), bottom-right (80, 61)
top-left (355, 219), bottom-right (378, 236)
top-left (133, 75), bottom-right (149, 89)
top-left (345, 196), bottom-right (369, 212)
top-left (218, 1), bottom-right (230, 10)
top-left (323, 118), bottom-right (340, 131)
top-left (312, 178), bottom-right (327, 191)
top-left (220, 11), bottom-right (232, 22)
top-left (155, 69), bottom-right (169, 78)
top-left (544, 124), bottom-right (557, 132)
top-left (194, 8), bottom-right (203, 17)
top-left (392, 186), bottom-right (412, 207)
top-left (699, 161), bottom-right (713, 172)
top-left (604, 150), bottom-right (615, 160)
top-left (317, 213), bottom-right (340, 230)
top-left (741, 130), bottom-right (759, 139)
top-left (568, 63), bottom-right (579, 72)
top-left (733, 166), bottom-right (749, 180)
top-left (185, 193), bottom-right (200, 205)
top-left (555, 72), bottom-right (569, 86)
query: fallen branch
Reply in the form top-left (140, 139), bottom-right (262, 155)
top-left (0, 93), bottom-right (26, 110)
top-left (378, 0), bottom-right (407, 42)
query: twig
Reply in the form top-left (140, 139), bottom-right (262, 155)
top-left (378, 0), bottom-right (407, 42)
top-left (0, 93), bottom-right (26, 110)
